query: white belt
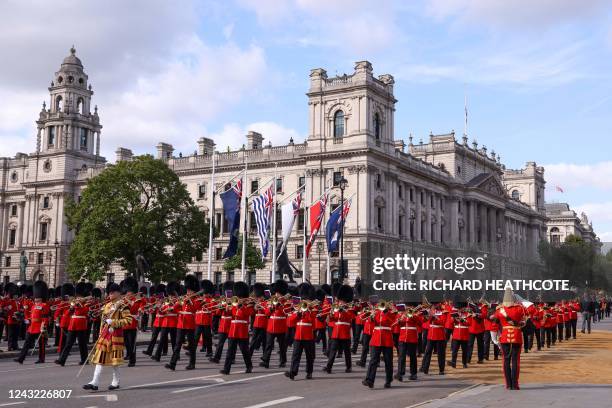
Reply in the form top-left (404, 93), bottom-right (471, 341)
top-left (179, 312), bottom-right (193, 315)
top-left (335, 322), bottom-right (350, 326)
top-left (456, 325), bottom-right (468, 329)
top-left (297, 322), bottom-right (312, 326)
top-left (165, 314), bottom-right (177, 317)
top-left (430, 324), bottom-right (442, 328)
top-left (256, 314), bottom-right (267, 317)
top-left (401, 327), bottom-right (417, 330)
top-left (221, 316), bottom-right (232, 320)
top-left (196, 311), bottom-right (211, 314)
top-left (71, 316), bottom-right (86, 319)
top-left (232, 320), bottom-right (248, 324)
top-left (270, 316), bottom-right (286, 320)
top-left (374, 326), bottom-right (391, 330)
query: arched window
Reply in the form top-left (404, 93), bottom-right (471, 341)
top-left (550, 227), bottom-right (560, 233)
top-left (374, 112), bottom-right (381, 140)
top-left (77, 98), bottom-right (84, 114)
top-left (333, 110), bottom-right (344, 138)
top-left (56, 96), bottom-right (63, 112)
top-left (511, 190), bottom-right (520, 200)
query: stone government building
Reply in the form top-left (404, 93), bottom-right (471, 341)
top-left (0, 49), bottom-right (601, 286)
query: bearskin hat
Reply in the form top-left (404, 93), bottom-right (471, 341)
top-left (92, 287), bottom-right (102, 298)
top-left (61, 282), bottom-right (75, 297)
top-left (155, 283), bottom-right (167, 296)
top-left (320, 283), bottom-right (331, 296)
top-left (5, 282), bottom-right (18, 297)
top-left (107, 282), bottom-right (121, 294)
top-left (222, 280), bottom-right (234, 295)
top-left (122, 276), bottom-right (138, 294)
top-left (331, 282), bottom-right (342, 298)
top-left (75, 282), bottom-right (88, 297)
top-left (252, 282), bottom-right (266, 298)
top-left (166, 281), bottom-right (179, 296)
top-left (84, 282), bottom-right (94, 296)
top-left (19, 284), bottom-right (32, 297)
top-left (298, 282), bottom-right (315, 301)
top-left (55, 286), bottom-right (62, 296)
top-left (288, 285), bottom-right (298, 296)
top-left (200, 279), bottom-right (215, 295)
top-left (233, 281), bottom-right (249, 298)
top-left (315, 288), bottom-right (326, 302)
top-left (48, 287), bottom-right (55, 298)
top-left (337, 284), bottom-right (354, 303)
top-left (184, 274), bottom-right (200, 292)
top-left (178, 284), bottom-right (186, 296)
top-left (33, 281), bottom-right (48, 300)
top-left (274, 279), bottom-right (289, 296)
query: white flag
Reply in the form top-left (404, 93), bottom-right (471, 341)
top-left (279, 193), bottom-right (302, 256)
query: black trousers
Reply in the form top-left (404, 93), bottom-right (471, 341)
top-left (17, 332), bottom-right (45, 362)
top-left (565, 322), bottom-right (571, 340)
top-left (145, 326), bottom-right (162, 354)
top-left (420, 330), bottom-right (428, 354)
top-left (58, 330), bottom-right (88, 363)
top-left (316, 329), bottom-right (327, 352)
top-left (352, 324), bottom-right (363, 353)
top-left (169, 328), bottom-right (196, 367)
top-left (451, 339), bottom-right (468, 366)
top-left (483, 331), bottom-right (500, 359)
top-left (421, 339), bottom-right (445, 373)
top-left (467, 332), bottom-right (484, 363)
top-left (91, 320), bottom-right (101, 345)
top-left (533, 327), bottom-right (542, 350)
top-left (544, 327), bottom-right (553, 347)
top-left (365, 346), bottom-right (393, 385)
top-left (325, 338), bottom-right (351, 371)
top-left (249, 327), bottom-right (267, 355)
top-left (7, 324), bottom-right (19, 350)
top-left (286, 327), bottom-right (296, 347)
top-left (397, 342), bottom-right (417, 377)
top-left (140, 313), bottom-right (149, 331)
top-left (262, 332), bottom-right (287, 365)
top-left (154, 327), bottom-right (176, 360)
top-left (557, 323), bottom-right (564, 342)
top-left (570, 319), bottom-right (577, 339)
top-left (290, 339), bottom-right (315, 376)
top-left (223, 338), bottom-right (252, 373)
top-left (194, 325), bottom-right (213, 354)
top-left (359, 333), bottom-right (371, 365)
top-left (53, 325), bottom-right (60, 347)
top-left (124, 329), bottom-right (137, 365)
top-left (213, 332), bottom-right (228, 361)
top-left (500, 343), bottom-right (521, 389)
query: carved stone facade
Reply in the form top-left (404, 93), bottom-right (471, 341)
top-left (545, 203), bottom-right (601, 250)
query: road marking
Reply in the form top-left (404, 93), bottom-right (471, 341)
top-left (404, 383), bottom-right (485, 408)
top-left (124, 374), bottom-right (222, 390)
top-left (243, 396), bottom-right (304, 408)
top-left (0, 403), bottom-right (26, 407)
top-left (172, 372), bottom-right (284, 394)
top-left (78, 394), bottom-right (118, 402)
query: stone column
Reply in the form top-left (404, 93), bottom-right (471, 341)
top-left (414, 187), bottom-right (422, 241)
top-left (489, 207), bottom-right (497, 253)
top-left (468, 201), bottom-right (476, 245)
top-left (479, 204), bottom-right (488, 250)
top-left (424, 190), bottom-right (431, 242)
top-left (17, 201), bottom-right (26, 248)
top-left (449, 196), bottom-right (459, 245)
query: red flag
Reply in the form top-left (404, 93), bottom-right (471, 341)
top-left (305, 193), bottom-right (328, 258)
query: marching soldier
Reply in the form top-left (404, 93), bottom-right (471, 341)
top-left (194, 279), bottom-right (216, 357)
top-left (395, 303), bottom-right (422, 381)
top-left (285, 283), bottom-right (316, 380)
top-left (56, 282), bottom-right (90, 366)
top-left (3, 283), bottom-right (20, 351)
top-left (448, 305), bottom-right (470, 369)
top-left (121, 277), bottom-right (140, 367)
top-left (420, 305), bottom-right (448, 375)
top-left (466, 303), bottom-right (485, 364)
top-left (143, 284), bottom-right (166, 356)
top-left (260, 279), bottom-right (289, 369)
top-left (15, 281), bottom-right (49, 364)
top-left (220, 281), bottom-right (254, 375)
top-left (83, 283), bottom-right (133, 391)
top-left (495, 288), bottom-right (525, 390)
top-left (363, 300), bottom-right (395, 389)
top-left (323, 284), bottom-right (354, 374)
top-left (355, 303), bottom-right (373, 367)
top-left (248, 282), bottom-right (268, 356)
top-left (153, 281), bottom-right (179, 361)
top-left (166, 275), bottom-right (200, 371)
top-left (210, 287), bottom-right (232, 364)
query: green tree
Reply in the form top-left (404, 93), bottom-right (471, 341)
top-left (223, 236), bottom-right (266, 276)
top-left (65, 155), bottom-right (209, 283)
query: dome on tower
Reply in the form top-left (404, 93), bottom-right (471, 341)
top-left (61, 46), bottom-right (83, 69)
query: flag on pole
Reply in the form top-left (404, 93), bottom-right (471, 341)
top-left (251, 184), bottom-right (274, 258)
top-left (220, 179), bottom-right (242, 259)
top-left (279, 191), bottom-right (302, 257)
top-left (555, 186), bottom-right (564, 193)
top-left (305, 192), bottom-right (328, 258)
top-left (325, 198), bottom-right (352, 253)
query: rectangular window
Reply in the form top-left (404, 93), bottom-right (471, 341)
top-left (249, 211), bottom-right (257, 233)
top-left (376, 174), bottom-right (381, 189)
top-left (215, 213), bottom-right (222, 235)
top-left (214, 272), bottom-right (222, 285)
top-left (215, 247), bottom-right (223, 260)
top-left (228, 271), bottom-right (235, 282)
top-left (11, 205), bottom-right (17, 216)
top-left (251, 180), bottom-right (259, 194)
top-left (3, 275), bottom-right (9, 285)
top-left (296, 245), bottom-right (304, 259)
top-left (5, 256), bottom-right (11, 267)
top-left (399, 215), bottom-right (404, 236)
top-left (79, 128), bottom-right (88, 150)
top-left (333, 171), bottom-right (342, 187)
top-left (276, 209), bottom-right (282, 230)
top-left (9, 229), bottom-right (16, 246)
top-left (410, 188), bottom-right (414, 203)
top-left (276, 177), bottom-right (283, 193)
top-left (43, 197), bottom-right (50, 209)
top-left (37, 252), bottom-right (44, 265)
top-left (377, 207), bottom-right (383, 231)
top-left (248, 271), bottom-right (256, 286)
top-left (195, 272), bottom-right (203, 281)
top-left (48, 127), bottom-right (56, 146)
top-left (298, 176), bottom-right (305, 188)
top-left (107, 273), bottom-right (115, 284)
top-left (40, 223), bottom-right (48, 241)
top-left (198, 184), bottom-right (207, 199)
top-left (297, 209), bottom-right (305, 230)
top-left (398, 184), bottom-right (403, 199)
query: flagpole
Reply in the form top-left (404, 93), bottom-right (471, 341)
top-left (271, 164), bottom-right (278, 283)
top-left (326, 251), bottom-right (330, 285)
top-left (241, 159), bottom-right (248, 282)
top-left (215, 169), bottom-right (245, 194)
top-left (207, 151), bottom-right (216, 281)
top-left (302, 204), bottom-right (308, 283)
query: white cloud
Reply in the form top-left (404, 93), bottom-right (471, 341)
top-left (205, 121), bottom-right (303, 152)
top-left (544, 161), bottom-right (612, 191)
top-left (425, 0), bottom-right (611, 30)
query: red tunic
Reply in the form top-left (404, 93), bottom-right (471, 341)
top-left (161, 303), bottom-right (179, 328)
top-left (67, 303), bottom-right (89, 331)
top-left (195, 296), bottom-right (215, 326)
top-left (452, 315), bottom-right (470, 341)
top-left (398, 314), bottom-right (421, 343)
top-left (294, 311), bottom-right (316, 341)
top-left (266, 305), bottom-right (288, 334)
top-left (495, 305), bottom-right (525, 344)
top-left (252, 302), bottom-right (268, 329)
top-left (177, 298), bottom-right (199, 330)
top-left (27, 301), bottom-right (50, 335)
top-left (427, 312), bottom-right (447, 341)
top-left (218, 308), bottom-right (233, 334)
top-left (228, 305), bottom-right (253, 339)
top-left (330, 309), bottom-right (354, 340)
top-left (369, 310), bottom-right (394, 347)
top-left (4, 299), bottom-right (20, 325)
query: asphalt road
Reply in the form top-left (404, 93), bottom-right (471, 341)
top-left (0, 340), bottom-right (471, 408)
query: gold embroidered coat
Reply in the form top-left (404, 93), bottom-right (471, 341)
top-left (90, 301), bottom-right (133, 366)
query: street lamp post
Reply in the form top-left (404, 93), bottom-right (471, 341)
top-left (338, 177), bottom-right (348, 283)
top-left (54, 241), bottom-right (59, 286)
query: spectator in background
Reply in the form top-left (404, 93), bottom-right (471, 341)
top-left (580, 295), bottom-right (594, 334)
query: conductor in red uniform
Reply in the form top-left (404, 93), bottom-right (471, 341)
top-left (15, 281), bottom-right (49, 364)
top-left (494, 288), bottom-right (525, 390)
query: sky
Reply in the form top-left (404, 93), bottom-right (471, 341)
top-left (1, 0), bottom-right (611, 241)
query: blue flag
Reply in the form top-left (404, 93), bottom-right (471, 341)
top-left (325, 199), bottom-right (351, 253)
top-left (220, 180), bottom-right (242, 258)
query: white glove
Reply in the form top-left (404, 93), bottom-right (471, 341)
top-left (105, 319), bottom-right (113, 325)
top-left (24, 319), bottom-right (30, 324)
